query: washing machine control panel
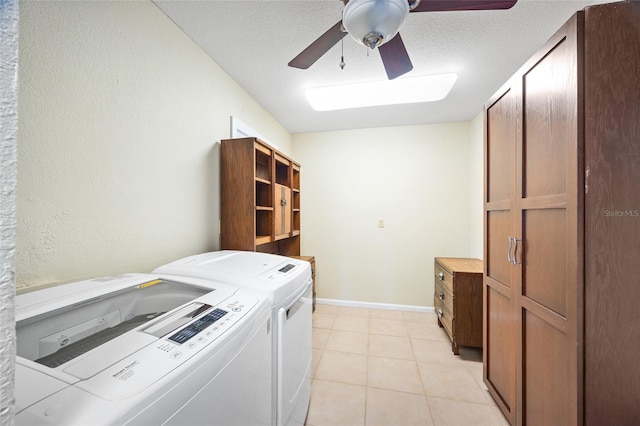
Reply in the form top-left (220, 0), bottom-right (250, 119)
top-left (278, 263), bottom-right (296, 273)
top-left (76, 291), bottom-right (260, 400)
top-left (168, 308), bottom-right (228, 344)
top-left (159, 297), bottom-right (252, 356)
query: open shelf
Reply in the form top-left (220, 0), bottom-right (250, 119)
top-left (256, 180), bottom-right (272, 208)
top-left (255, 209), bottom-right (273, 242)
top-left (255, 147), bottom-right (272, 182)
top-left (292, 190), bottom-right (300, 210)
top-left (293, 210), bottom-right (300, 233)
top-left (275, 160), bottom-right (290, 186)
top-left (292, 165), bottom-right (300, 191)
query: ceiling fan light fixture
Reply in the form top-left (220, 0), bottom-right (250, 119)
top-left (305, 73), bottom-right (458, 111)
top-left (362, 32), bottom-right (384, 50)
top-left (343, 0), bottom-right (409, 49)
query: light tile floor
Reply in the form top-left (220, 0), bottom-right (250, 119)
top-left (306, 304), bottom-right (509, 426)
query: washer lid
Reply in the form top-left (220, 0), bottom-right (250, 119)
top-left (16, 274), bottom-right (238, 371)
top-left (154, 251), bottom-right (311, 306)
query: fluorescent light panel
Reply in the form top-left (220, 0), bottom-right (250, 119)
top-left (305, 73), bottom-right (457, 111)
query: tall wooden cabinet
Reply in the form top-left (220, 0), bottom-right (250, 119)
top-left (483, 2), bottom-right (640, 424)
top-left (220, 137), bottom-right (301, 256)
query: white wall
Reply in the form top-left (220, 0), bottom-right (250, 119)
top-left (293, 123), bottom-right (479, 307)
top-left (17, 1), bottom-right (291, 288)
top-left (469, 112), bottom-right (485, 259)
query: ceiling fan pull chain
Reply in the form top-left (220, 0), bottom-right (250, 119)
top-left (340, 38), bottom-right (346, 69)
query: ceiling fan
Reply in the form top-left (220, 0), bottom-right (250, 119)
top-left (288, 0), bottom-right (518, 80)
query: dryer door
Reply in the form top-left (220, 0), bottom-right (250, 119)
top-left (277, 281), bottom-right (312, 426)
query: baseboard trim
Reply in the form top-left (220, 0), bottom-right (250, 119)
top-left (316, 298), bottom-right (434, 313)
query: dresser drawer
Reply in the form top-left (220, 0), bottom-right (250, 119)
top-left (434, 280), bottom-right (453, 314)
top-left (434, 263), bottom-right (454, 294)
top-left (435, 298), bottom-right (453, 337)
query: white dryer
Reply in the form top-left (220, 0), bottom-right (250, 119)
top-left (154, 250), bottom-right (312, 426)
top-left (15, 273), bottom-right (272, 425)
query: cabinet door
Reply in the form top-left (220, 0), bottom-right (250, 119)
top-left (518, 15), bottom-right (580, 426)
top-left (484, 84), bottom-right (518, 425)
top-left (274, 183), bottom-right (292, 239)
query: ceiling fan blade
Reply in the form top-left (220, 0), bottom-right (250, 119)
top-left (379, 33), bottom-right (413, 80)
top-left (411, 0), bottom-right (517, 13)
top-left (288, 21), bottom-right (347, 69)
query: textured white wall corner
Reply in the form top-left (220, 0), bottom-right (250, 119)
top-left (1, 0), bottom-right (19, 423)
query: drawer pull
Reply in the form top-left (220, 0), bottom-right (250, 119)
top-left (438, 292), bottom-right (445, 300)
top-left (438, 272), bottom-right (444, 281)
top-left (437, 308), bottom-right (444, 318)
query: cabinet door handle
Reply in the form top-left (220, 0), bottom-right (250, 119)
top-left (438, 292), bottom-right (445, 300)
top-left (438, 272), bottom-right (444, 281)
top-left (437, 308), bottom-right (444, 318)
top-left (281, 198), bottom-right (287, 206)
top-left (513, 238), bottom-right (522, 265)
top-left (507, 236), bottom-right (522, 265)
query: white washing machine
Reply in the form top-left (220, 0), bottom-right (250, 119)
top-left (154, 250), bottom-right (312, 426)
top-left (15, 273), bottom-right (272, 425)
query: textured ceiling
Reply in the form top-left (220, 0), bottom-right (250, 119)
top-left (154, 0), bottom-right (609, 134)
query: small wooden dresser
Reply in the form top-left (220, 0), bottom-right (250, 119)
top-left (434, 257), bottom-right (483, 354)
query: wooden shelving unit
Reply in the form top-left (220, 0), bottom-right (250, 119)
top-left (220, 137), bottom-right (301, 256)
